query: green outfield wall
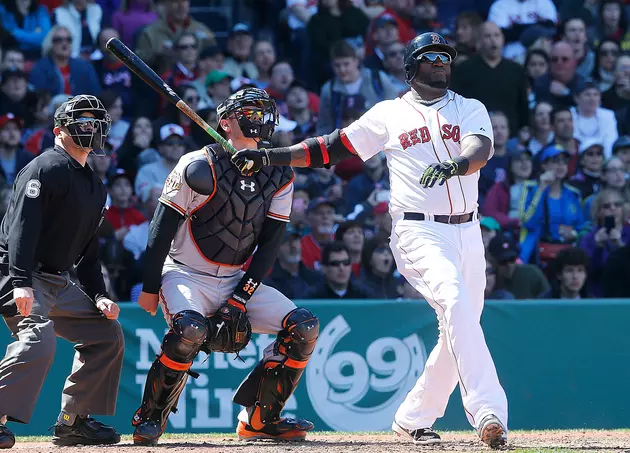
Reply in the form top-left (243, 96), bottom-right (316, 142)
top-left (1, 299), bottom-right (629, 435)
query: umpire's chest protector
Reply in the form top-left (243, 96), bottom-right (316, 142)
top-left (188, 145), bottom-right (293, 266)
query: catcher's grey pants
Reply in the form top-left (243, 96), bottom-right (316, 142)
top-left (0, 270), bottom-right (124, 424)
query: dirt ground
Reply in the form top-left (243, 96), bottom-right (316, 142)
top-left (11, 431), bottom-right (630, 453)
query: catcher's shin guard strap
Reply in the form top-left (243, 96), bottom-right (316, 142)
top-left (162, 310), bottom-right (208, 364)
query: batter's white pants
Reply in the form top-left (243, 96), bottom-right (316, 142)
top-left (390, 215), bottom-right (508, 431)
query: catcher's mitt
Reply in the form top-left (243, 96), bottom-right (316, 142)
top-left (202, 302), bottom-right (252, 354)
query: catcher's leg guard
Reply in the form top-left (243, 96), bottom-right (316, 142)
top-left (233, 308), bottom-right (319, 438)
top-left (132, 311), bottom-right (208, 445)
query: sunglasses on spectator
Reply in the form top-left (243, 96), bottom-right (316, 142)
top-left (53, 36), bottom-right (72, 43)
top-left (552, 56), bottom-right (571, 63)
top-left (325, 259), bottom-right (351, 267)
top-left (418, 52), bottom-right (452, 65)
top-left (602, 201), bottom-right (623, 209)
top-left (601, 49), bottom-right (619, 56)
top-left (178, 43), bottom-right (196, 50)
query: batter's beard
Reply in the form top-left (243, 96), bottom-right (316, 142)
top-left (416, 73), bottom-right (450, 90)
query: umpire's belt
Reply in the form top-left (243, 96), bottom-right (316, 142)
top-left (403, 212), bottom-right (477, 224)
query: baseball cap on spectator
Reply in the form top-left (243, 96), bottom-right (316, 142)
top-left (335, 219), bottom-right (363, 240)
top-left (0, 112), bottom-right (23, 129)
top-left (199, 44), bottom-right (222, 59)
top-left (230, 23), bottom-right (252, 37)
top-left (520, 24), bottom-right (556, 48)
top-left (488, 235), bottom-right (519, 262)
top-left (509, 146), bottom-right (533, 158)
top-left (578, 137), bottom-right (604, 154)
top-left (284, 222), bottom-right (304, 241)
top-left (612, 135), bottom-right (630, 154)
top-left (374, 201), bottom-right (388, 215)
top-left (480, 216), bottom-right (500, 232)
top-left (308, 196), bottom-right (335, 212)
top-left (205, 70), bottom-right (232, 88)
top-left (276, 115), bottom-right (298, 133)
top-left (108, 168), bottom-right (132, 188)
top-left (374, 13), bottom-right (397, 29)
top-left (0, 67), bottom-right (27, 86)
top-left (160, 123), bottom-right (185, 141)
top-left (575, 78), bottom-right (599, 95)
top-left (540, 144), bottom-right (569, 162)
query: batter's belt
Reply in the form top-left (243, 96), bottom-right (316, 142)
top-left (403, 212), bottom-right (477, 224)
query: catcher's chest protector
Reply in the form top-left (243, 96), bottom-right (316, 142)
top-left (189, 145), bottom-right (293, 266)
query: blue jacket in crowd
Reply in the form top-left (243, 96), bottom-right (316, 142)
top-left (29, 57), bottom-right (101, 97)
top-left (0, 5), bottom-right (51, 53)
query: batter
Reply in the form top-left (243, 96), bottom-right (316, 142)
top-left (230, 32), bottom-right (509, 449)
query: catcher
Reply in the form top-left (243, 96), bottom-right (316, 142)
top-left (133, 88), bottom-right (319, 445)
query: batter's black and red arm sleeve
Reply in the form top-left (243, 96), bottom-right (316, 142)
top-left (8, 165), bottom-right (54, 289)
top-left (231, 218), bottom-right (286, 305)
top-left (76, 234), bottom-right (108, 302)
top-left (267, 129), bottom-right (358, 168)
top-left (142, 203), bottom-right (185, 294)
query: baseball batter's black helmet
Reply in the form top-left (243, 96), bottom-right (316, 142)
top-left (403, 32), bottom-right (457, 84)
top-left (217, 87), bottom-right (278, 142)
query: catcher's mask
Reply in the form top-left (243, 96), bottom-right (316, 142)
top-left (54, 95), bottom-right (112, 155)
top-left (216, 88), bottom-right (278, 144)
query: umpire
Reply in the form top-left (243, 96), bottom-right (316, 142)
top-left (0, 95), bottom-right (124, 448)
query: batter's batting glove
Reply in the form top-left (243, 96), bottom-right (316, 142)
top-left (231, 148), bottom-right (270, 176)
top-left (420, 160), bottom-right (460, 188)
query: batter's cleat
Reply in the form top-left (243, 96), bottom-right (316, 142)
top-left (132, 420), bottom-right (163, 446)
top-left (51, 417), bottom-right (120, 446)
top-left (392, 421), bottom-right (442, 445)
top-left (237, 417), bottom-right (314, 441)
top-left (478, 415), bottom-right (507, 449)
top-left (0, 422), bottom-right (15, 449)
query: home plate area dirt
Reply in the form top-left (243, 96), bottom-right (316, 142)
top-left (13, 430), bottom-right (630, 453)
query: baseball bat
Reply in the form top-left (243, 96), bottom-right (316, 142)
top-left (105, 37), bottom-right (238, 155)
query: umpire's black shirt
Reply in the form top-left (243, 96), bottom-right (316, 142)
top-left (0, 145), bottom-right (108, 300)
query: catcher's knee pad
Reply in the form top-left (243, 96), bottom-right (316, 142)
top-left (233, 308), bottom-right (319, 429)
top-left (162, 310), bottom-right (208, 366)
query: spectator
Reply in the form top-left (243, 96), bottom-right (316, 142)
top-left (1, 0), bottom-right (52, 59)
top-left (569, 138), bottom-right (604, 200)
top-left (487, 0), bottom-right (557, 62)
top-left (264, 223), bottom-right (320, 299)
top-left (301, 197), bottom-right (336, 270)
top-left (99, 90), bottom-right (129, 151)
top-left (525, 101), bottom-right (554, 155)
top-left (92, 28), bottom-right (133, 114)
top-left (539, 247), bottom-right (590, 298)
top-left (192, 45), bottom-right (224, 102)
top-left (482, 148), bottom-right (533, 230)
top-left (86, 142), bottom-right (115, 183)
top-left (363, 13), bottom-right (399, 72)
top-left (561, 17), bottom-right (595, 78)
top-left (591, 39), bottom-right (620, 92)
top-left (453, 11), bottom-right (482, 64)
top-left (286, 81), bottom-right (318, 142)
top-left (0, 67), bottom-right (37, 124)
top-left (579, 188), bottom-right (630, 296)
top-left (222, 23), bottom-right (258, 80)
top-left (332, 95), bottom-right (366, 181)
top-left (200, 70), bottom-right (232, 110)
top-left (570, 80), bottom-right (618, 157)
top-left (519, 145), bottom-right (585, 265)
top-left (533, 40), bottom-right (586, 109)
top-left (308, 0), bottom-right (370, 88)
top-left (356, 237), bottom-right (399, 298)
top-left (111, 0), bottom-right (157, 47)
top-left (290, 188), bottom-right (310, 225)
top-left (344, 152), bottom-right (389, 214)
top-left (122, 184), bottom-right (161, 261)
top-left (53, 0), bottom-right (102, 60)
top-left (251, 40), bottom-right (276, 89)
top-left (305, 166), bottom-right (342, 201)
top-left (106, 168), bottom-right (146, 242)
top-left (370, 201), bottom-right (391, 241)
top-left (582, 156), bottom-right (630, 220)
top-left (612, 135), bottom-right (630, 172)
top-left (134, 0), bottom-right (215, 74)
top-left (0, 47), bottom-right (26, 71)
top-left (412, 0), bottom-right (441, 35)
top-left (318, 40), bottom-right (398, 135)
top-left (480, 216), bottom-right (501, 250)
top-left (134, 123), bottom-right (186, 202)
top-left (160, 31), bottom-right (200, 90)
top-left (381, 41), bottom-right (408, 95)
top-left (524, 49), bottom-right (550, 88)
top-left (519, 24), bottom-right (556, 62)
top-left (30, 25), bottom-right (101, 96)
top-left (0, 113), bottom-right (34, 185)
top-left (335, 219), bottom-right (365, 277)
top-left (155, 83), bottom-right (201, 139)
top-left (116, 116), bottom-right (157, 174)
top-left (602, 241), bottom-right (630, 297)
top-left (601, 54), bottom-right (630, 112)
top-left (594, 0), bottom-right (630, 51)
top-left (305, 241), bottom-right (369, 299)
top-left (488, 234), bottom-right (550, 299)
top-left (21, 89), bottom-right (57, 155)
top-left (366, 0), bottom-right (416, 55)
top-left (450, 22), bottom-right (529, 136)
top-left (543, 106), bottom-right (579, 176)
top-left (479, 110), bottom-right (510, 200)
top-left (484, 258), bottom-right (514, 300)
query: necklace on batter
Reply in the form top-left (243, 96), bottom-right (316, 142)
top-left (415, 91), bottom-right (449, 105)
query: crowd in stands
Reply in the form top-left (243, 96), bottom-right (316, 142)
top-left (1, 0), bottom-right (630, 303)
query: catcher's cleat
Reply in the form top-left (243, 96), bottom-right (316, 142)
top-left (392, 421), bottom-right (442, 444)
top-left (478, 415), bottom-right (507, 449)
top-left (0, 422), bottom-right (15, 449)
top-left (51, 417), bottom-right (120, 446)
top-left (132, 419), bottom-right (163, 446)
top-left (236, 417), bottom-right (314, 441)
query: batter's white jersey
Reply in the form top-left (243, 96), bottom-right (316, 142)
top-left (342, 90), bottom-right (494, 217)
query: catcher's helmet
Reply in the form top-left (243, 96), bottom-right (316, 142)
top-left (403, 32), bottom-right (457, 84)
top-left (217, 87), bottom-right (278, 142)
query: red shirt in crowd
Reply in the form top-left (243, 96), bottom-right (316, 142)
top-left (301, 233), bottom-right (323, 270)
top-left (59, 64), bottom-right (71, 94)
top-left (105, 206), bottom-right (146, 230)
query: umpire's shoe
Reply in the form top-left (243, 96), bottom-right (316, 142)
top-left (478, 414), bottom-right (507, 449)
top-left (0, 421), bottom-right (15, 449)
top-left (51, 416), bottom-right (120, 446)
top-left (392, 421), bottom-right (442, 444)
top-left (237, 417), bottom-right (314, 441)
